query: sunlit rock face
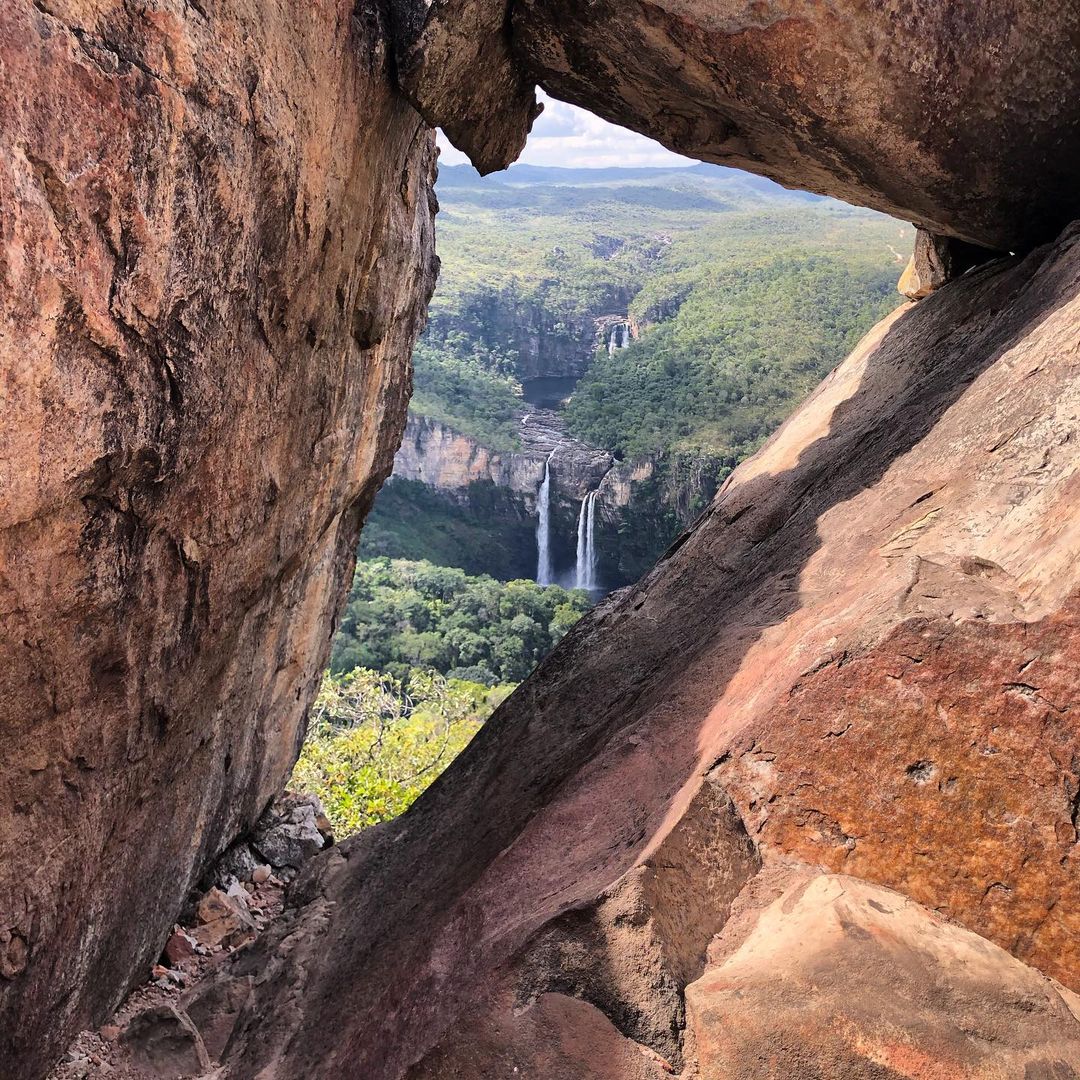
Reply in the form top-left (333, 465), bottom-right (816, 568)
top-left (178, 224), bottom-right (1080, 1078)
top-left (684, 873), bottom-right (1080, 1079)
top-left (506, 0), bottom-right (1080, 249)
top-left (0, 1), bottom-right (436, 1075)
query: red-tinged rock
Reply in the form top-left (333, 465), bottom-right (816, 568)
top-left (190, 888), bottom-right (256, 952)
top-left (187, 221), bottom-right (1080, 1079)
top-left (163, 931), bottom-right (196, 967)
top-left (0, 2), bottom-right (437, 1072)
top-left (685, 874), bottom-right (1080, 1078)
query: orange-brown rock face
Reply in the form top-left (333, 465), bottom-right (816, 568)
top-left (506, 0), bottom-right (1080, 249)
top-left (167, 225), bottom-right (1080, 1077)
top-left (686, 874), bottom-right (1080, 1078)
top-left (0, 1), bottom-right (437, 1075)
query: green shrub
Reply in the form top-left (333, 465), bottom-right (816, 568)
top-left (292, 668), bottom-right (512, 835)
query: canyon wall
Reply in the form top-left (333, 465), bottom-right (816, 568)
top-left (428, 291), bottom-right (624, 380)
top-left (172, 219), bottom-right (1080, 1079)
top-left (384, 412), bottom-right (719, 588)
top-left (0, 1), bottom-right (436, 1074)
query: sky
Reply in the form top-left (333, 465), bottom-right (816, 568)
top-left (437, 91), bottom-right (695, 170)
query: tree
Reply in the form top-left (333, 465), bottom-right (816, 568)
top-left (292, 668), bottom-right (508, 835)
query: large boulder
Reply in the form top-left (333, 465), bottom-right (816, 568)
top-left (513, 0), bottom-right (1080, 248)
top-left (686, 873), bottom-right (1080, 1078)
top-left (0, 1), bottom-right (437, 1075)
top-left (176, 222), bottom-right (1080, 1077)
top-left (411, 0), bottom-right (1080, 250)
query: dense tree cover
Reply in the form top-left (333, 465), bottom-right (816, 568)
top-left (413, 163), bottom-right (910, 456)
top-left (359, 478), bottom-right (539, 580)
top-left (330, 558), bottom-right (591, 685)
top-left (565, 254), bottom-right (899, 457)
top-left (410, 336), bottom-right (523, 451)
top-left (293, 668), bottom-right (510, 834)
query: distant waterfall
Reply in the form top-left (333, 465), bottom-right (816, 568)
top-left (536, 452), bottom-right (556, 585)
top-left (574, 491), bottom-right (599, 591)
top-left (607, 322), bottom-right (633, 355)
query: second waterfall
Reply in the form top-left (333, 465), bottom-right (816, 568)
top-left (574, 491), bottom-right (599, 591)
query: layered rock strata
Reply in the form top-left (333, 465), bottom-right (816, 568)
top-left (168, 222), bottom-right (1080, 1076)
top-left (0, 1), bottom-right (436, 1075)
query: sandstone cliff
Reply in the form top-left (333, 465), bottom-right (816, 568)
top-left (0, 1), bottom-right (436, 1074)
top-left (429, 290), bottom-right (629, 381)
top-left (6, 1), bottom-right (1080, 1076)
top-left (389, 412), bottom-right (721, 588)
top-left (158, 220), bottom-right (1080, 1078)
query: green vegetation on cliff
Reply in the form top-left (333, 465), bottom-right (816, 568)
top-left (330, 557), bottom-right (591, 685)
top-left (416, 163), bottom-right (908, 456)
top-left (410, 337), bottom-right (523, 452)
top-left (358, 478), bottom-right (539, 580)
top-left (566, 253), bottom-right (899, 457)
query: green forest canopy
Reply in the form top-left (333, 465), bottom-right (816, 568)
top-left (330, 557), bottom-right (591, 686)
top-left (415, 163), bottom-right (908, 457)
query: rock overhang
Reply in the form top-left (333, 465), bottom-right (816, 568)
top-left (399, 0), bottom-right (1080, 251)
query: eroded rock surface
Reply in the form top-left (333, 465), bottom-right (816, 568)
top-left (0, 1), bottom-right (437, 1075)
top-left (394, 0), bottom-right (540, 174)
top-left (899, 229), bottom-right (997, 300)
top-left (687, 874), bottom-right (1080, 1078)
top-left (163, 223), bottom-right (1080, 1077)
top-left (505, 0), bottom-right (1080, 249)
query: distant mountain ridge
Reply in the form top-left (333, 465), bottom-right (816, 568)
top-left (436, 160), bottom-right (828, 202)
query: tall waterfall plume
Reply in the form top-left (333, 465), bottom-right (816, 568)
top-left (536, 452), bottom-right (556, 585)
top-left (574, 491), bottom-right (600, 591)
top-left (607, 321), bottom-right (633, 355)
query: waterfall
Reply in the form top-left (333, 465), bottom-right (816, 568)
top-left (574, 491), bottom-right (600, 591)
top-left (607, 321), bottom-right (633, 355)
top-left (574, 495), bottom-right (589, 588)
top-left (536, 452), bottom-right (556, 585)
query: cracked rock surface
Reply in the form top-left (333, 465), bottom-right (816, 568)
top-left (0, 2), bottom-right (436, 1075)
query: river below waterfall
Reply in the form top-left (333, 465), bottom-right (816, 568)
top-left (521, 375), bottom-right (580, 410)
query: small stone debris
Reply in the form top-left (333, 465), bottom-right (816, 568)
top-left (249, 792), bottom-right (333, 870)
top-left (162, 929), bottom-right (196, 966)
top-left (120, 1005), bottom-right (209, 1079)
top-left (47, 790), bottom-right (330, 1080)
top-left (190, 885), bottom-right (257, 953)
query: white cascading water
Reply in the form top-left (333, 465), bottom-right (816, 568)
top-left (536, 452), bottom-right (556, 585)
top-left (609, 319), bottom-right (630, 354)
top-left (607, 321), bottom-right (633, 355)
top-left (574, 490), bottom-right (599, 590)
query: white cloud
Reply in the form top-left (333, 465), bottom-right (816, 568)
top-left (437, 92), bottom-right (694, 170)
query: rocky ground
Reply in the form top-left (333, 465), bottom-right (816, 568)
top-left (47, 795), bottom-right (332, 1080)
